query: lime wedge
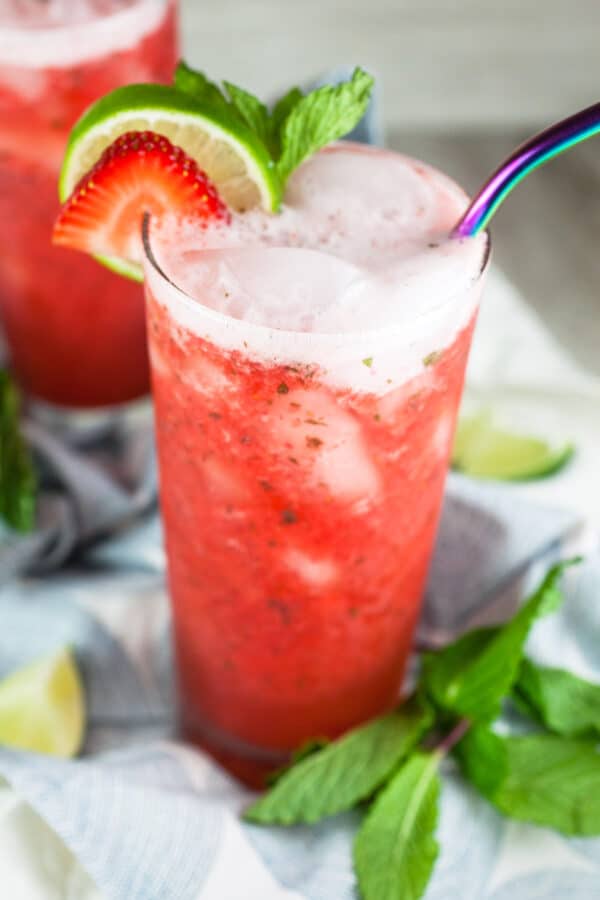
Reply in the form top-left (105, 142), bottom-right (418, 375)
top-left (452, 412), bottom-right (574, 481)
top-left (0, 648), bottom-right (85, 757)
top-left (59, 84), bottom-right (281, 214)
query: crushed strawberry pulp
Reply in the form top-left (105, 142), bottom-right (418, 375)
top-left (147, 283), bottom-right (476, 785)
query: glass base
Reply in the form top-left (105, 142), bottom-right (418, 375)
top-left (181, 715), bottom-right (290, 789)
top-left (25, 394), bottom-right (153, 447)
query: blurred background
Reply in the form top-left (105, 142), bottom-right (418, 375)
top-left (180, 0), bottom-right (600, 373)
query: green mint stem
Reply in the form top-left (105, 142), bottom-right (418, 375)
top-left (437, 718), bottom-right (471, 755)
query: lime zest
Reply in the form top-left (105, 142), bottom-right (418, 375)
top-left (452, 411), bottom-right (575, 481)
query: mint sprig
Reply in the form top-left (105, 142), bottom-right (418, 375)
top-left (275, 69), bottom-right (374, 183)
top-left (0, 370), bottom-right (36, 533)
top-left (173, 62), bottom-right (374, 207)
top-left (244, 558), bottom-right (600, 899)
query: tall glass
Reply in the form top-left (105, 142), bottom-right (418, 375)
top-left (0, 1), bottom-right (178, 409)
top-left (143, 148), bottom-right (490, 786)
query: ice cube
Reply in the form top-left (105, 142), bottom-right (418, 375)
top-left (376, 369), bottom-right (438, 424)
top-left (431, 410), bottom-right (455, 459)
top-left (147, 341), bottom-right (170, 379)
top-left (171, 247), bottom-right (363, 333)
top-left (270, 388), bottom-right (381, 502)
top-left (201, 458), bottom-right (248, 504)
top-left (179, 354), bottom-right (233, 396)
top-left (285, 549), bottom-right (339, 588)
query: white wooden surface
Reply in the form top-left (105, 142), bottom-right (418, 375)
top-left (180, 0), bottom-right (600, 130)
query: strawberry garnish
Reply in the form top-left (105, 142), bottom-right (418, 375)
top-left (53, 131), bottom-right (230, 267)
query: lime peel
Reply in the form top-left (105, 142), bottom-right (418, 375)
top-left (59, 84), bottom-right (281, 213)
top-left (452, 412), bottom-right (575, 481)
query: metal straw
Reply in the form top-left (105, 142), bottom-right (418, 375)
top-left (453, 101), bottom-right (600, 238)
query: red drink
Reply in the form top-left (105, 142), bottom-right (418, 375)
top-left (0, 1), bottom-right (177, 408)
top-left (144, 145), bottom-right (489, 784)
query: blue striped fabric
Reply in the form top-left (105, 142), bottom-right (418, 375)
top-left (0, 479), bottom-right (592, 899)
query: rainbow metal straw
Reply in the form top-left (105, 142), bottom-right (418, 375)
top-left (453, 101), bottom-right (600, 238)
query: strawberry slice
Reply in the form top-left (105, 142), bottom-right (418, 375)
top-left (53, 131), bottom-right (230, 277)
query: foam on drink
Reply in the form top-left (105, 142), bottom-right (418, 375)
top-left (147, 144), bottom-right (489, 394)
top-left (0, 0), bottom-right (168, 67)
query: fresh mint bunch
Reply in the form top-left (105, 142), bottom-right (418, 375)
top-left (244, 558), bottom-right (600, 900)
top-left (0, 370), bottom-right (36, 533)
top-left (174, 62), bottom-right (374, 208)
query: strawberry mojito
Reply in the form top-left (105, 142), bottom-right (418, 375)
top-left (53, 69), bottom-right (488, 784)
top-left (143, 148), bottom-right (488, 783)
top-left (0, 1), bottom-right (177, 408)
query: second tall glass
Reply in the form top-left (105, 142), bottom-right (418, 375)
top-left (0, 1), bottom-right (178, 409)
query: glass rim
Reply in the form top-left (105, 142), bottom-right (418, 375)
top-left (141, 213), bottom-right (492, 348)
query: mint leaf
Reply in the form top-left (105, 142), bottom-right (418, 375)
top-left (0, 370), bottom-right (36, 533)
top-left (353, 751), bottom-right (441, 900)
top-left (277, 67), bottom-right (374, 184)
top-left (266, 737), bottom-right (329, 787)
top-left (224, 82), bottom-right (271, 147)
top-left (421, 560), bottom-right (578, 722)
top-left (270, 87), bottom-right (304, 153)
top-left (453, 724), bottom-right (507, 797)
top-left (457, 725), bottom-right (600, 836)
top-left (244, 698), bottom-right (431, 825)
top-left (514, 658), bottom-right (600, 737)
top-left (173, 61), bottom-right (231, 114)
